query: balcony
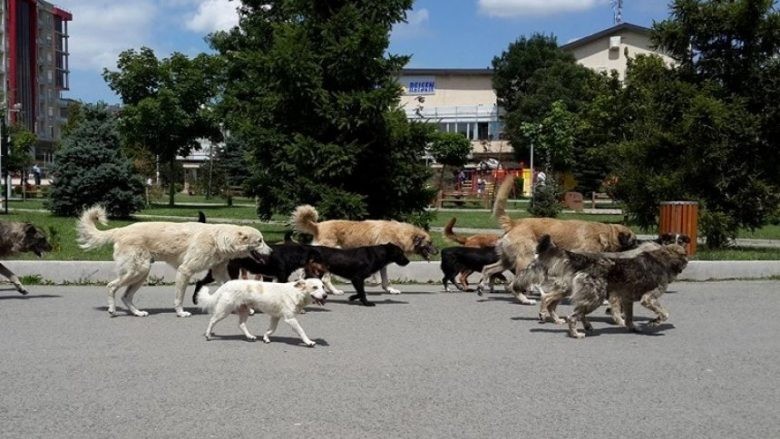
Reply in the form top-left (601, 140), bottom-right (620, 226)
top-left (404, 104), bottom-right (500, 122)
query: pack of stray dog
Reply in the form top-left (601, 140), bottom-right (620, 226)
top-left (3, 199), bottom-right (694, 345)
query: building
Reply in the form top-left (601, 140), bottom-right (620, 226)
top-left (1, 0), bottom-right (72, 165)
top-left (560, 22), bottom-right (674, 80)
top-left (400, 23), bottom-right (673, 164)
top-left (398, 68), bottom-right (512, 162)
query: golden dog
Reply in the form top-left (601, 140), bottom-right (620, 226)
top-left (291, 204), bottom-right (437, 294)
top-left (476, 178), bottom-right (637, 304)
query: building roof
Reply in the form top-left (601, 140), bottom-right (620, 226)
top-left (560, 22), bottom-right (652, 51)
top-left (401, 68), bottom-right (493, 76)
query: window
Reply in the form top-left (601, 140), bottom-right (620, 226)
top-left (477, 122), bottom-right (489, 140)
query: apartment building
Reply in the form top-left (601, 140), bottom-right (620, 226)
top-left (1, 0), bottom-right (71, 164)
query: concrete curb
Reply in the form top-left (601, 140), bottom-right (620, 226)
top-left (2, 260), bottom-right (779, 285)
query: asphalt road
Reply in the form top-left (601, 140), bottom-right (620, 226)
top-left (1, 281), bottom-right (779, 438)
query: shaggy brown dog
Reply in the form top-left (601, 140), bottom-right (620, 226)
top-left (0, 222), bottom-right (52, 295)
top-left (291, 204), bottom-right (437, 295)
top-left (78, 205), bottom-right (271, 318)
top-left (476, 177), bottom-right (637, 304)
top-left (530, 234), bottom-right (688, 338)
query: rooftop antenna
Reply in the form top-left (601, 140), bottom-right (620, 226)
top-left (611, 0), bottom-right (623, 24)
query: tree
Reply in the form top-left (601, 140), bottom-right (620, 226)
top-left (103, 48), bottom-right (223, 206)
top-left (607, 55), bottom-right (775, 247)
top-left (7, 124), bottom-right (36, 183)
top-left (428, 132), bottom-right (471, 191)
top-left (604, 1), bottom-right (780, 247)
top-left (492, 34), bottom-right (604, 162)
top-left (47, 104), bottom-right (145, 218)
top-left (652, 0), bottom-right (780, 189)
top-left (210, 1), bottom-right (434, 223)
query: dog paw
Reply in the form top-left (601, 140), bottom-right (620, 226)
top-left (134, 311), bottom-right (149, 317)
top-left (387, 287), bottom-right (402, 295)
top-left (553, 318), bottom-right (566, 325)
top-left (246, 335), bottom-right (257, 341)
top-left (263, 336), bottom-right (271, 343)
top-left (248, 308), bottom-right (256, 316)
top-left (571, 332), bottom-right (585, 339)
top-left (18, 288), bottom-right (29, 296)
top-left (362, 301), bottom-right (376, 307)
top-left (332, 289), bottom-right (345, 296)
top-left (107, 308), bottom-right (117, 316)
top-left (305, 340), bottom-right (316, 347)
top-left (204, 334), bottom-right (212, 341)
top-left (176, 311), bottom-right (192, 318)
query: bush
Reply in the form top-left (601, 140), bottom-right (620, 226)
top-left (47, 104), bottom-right (145, 218)
top-left (528, 178), bottom-right (562, 218)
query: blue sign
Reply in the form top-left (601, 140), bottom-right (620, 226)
top-left (408, 81), bottom-right (435, 94)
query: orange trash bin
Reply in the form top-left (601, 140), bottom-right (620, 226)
top-left (659, 201), bottom-right (699, 255)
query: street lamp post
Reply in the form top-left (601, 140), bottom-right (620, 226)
top-left (1, 114), bottom-right (7, 214)
top-left (2, 104), bottom-right (23, 214)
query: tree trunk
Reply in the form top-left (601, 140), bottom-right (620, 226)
top-left (168, 157), bottom-right (176, 207)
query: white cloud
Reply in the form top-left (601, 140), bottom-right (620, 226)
top-left (55, 0), bottom-right (159, 71)
top-left (184, 0), bottom-right (240, 33)
top-left (478, 0), bottom-right (609, 18)
top-left (392, 8), bottom-right (430, 39)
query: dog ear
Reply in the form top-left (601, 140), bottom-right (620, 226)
top-left (293, 280), bottom-right (307, 290)
top-left (413, 235), bottom-right (424, 247)
top-left (536, 234), bottom-right (553, 254)
top-left (24, 223), bottom-right (38, 237)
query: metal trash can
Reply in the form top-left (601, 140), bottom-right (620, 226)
top-left (659, 201), bottom-right (699, 255)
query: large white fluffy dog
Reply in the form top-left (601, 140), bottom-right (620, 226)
top-left (196, 278), bottom-right (327, 346)
top-left (77, 205), bottom-right (271, 318)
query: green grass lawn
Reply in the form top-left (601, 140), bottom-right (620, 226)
top-left (4, 200), bottom-right (779, 261)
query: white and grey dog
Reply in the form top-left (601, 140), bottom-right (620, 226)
top-left (196, 278), bottom-right (327, 346)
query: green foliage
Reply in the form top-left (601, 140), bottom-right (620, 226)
top-left (520, 100), bottom-right (577, 172)
top-left (7, 124), bottom-right (37, 176)
top-left (492, 34), bottom-right (604, 160)
top-left (598, 1), bottom-right (780, 247)
top-left (103, 48), bottom-right (223, 206)
top-left (429, 132), bottom-right (471, 168)
top-left (528, 178), bottom-right (562, 218)
top-left (607, 54), bottom-right (778, 246)
top-left (47, 104), bottom-right (145, 218)
top-left (211, 0), bottom-right (434, 223)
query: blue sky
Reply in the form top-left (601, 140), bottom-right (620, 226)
top-left (60, 0), bottom-right (672, 104)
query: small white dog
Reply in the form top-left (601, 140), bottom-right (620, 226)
top-left (196, 278), bottom-right (327, 346)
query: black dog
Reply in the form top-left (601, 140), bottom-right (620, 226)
top-left (315, 243), bottom-right (410, 307)
top-left (440, 246), bottom-right (507, 292)
top-left (192, 213), bottom-right (326, 304)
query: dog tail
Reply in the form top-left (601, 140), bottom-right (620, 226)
top-left (195, 286), bottom-right (221, 314)
top-left (76, 205), bottom-right (114, 250)
top-left (443, 217), bottom-right (467, 245)
top-left (492, 177), bottom-right (515, 232)
top-left (291, 204), bottom-right (319, 239)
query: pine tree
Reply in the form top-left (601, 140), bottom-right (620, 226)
top-left (47, 104), bottom-right (145, 218)
top-left (210, 0), bottom-right (433, 222)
